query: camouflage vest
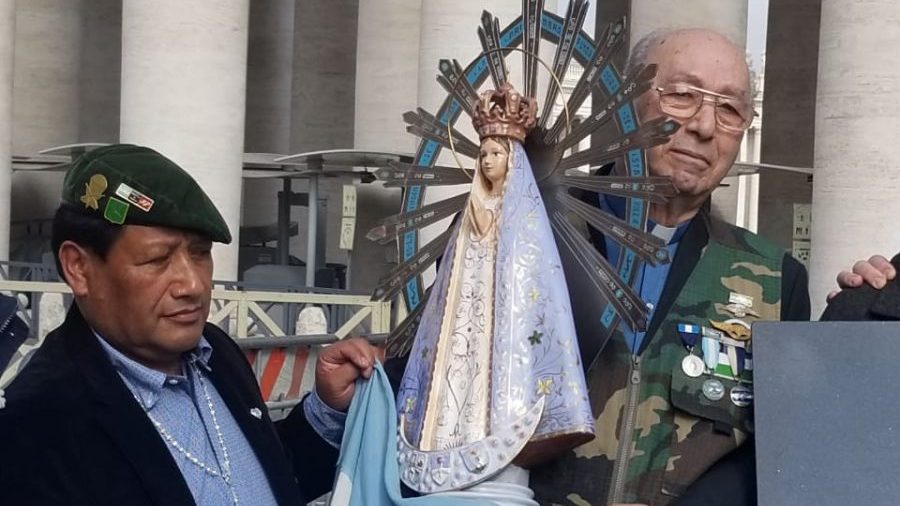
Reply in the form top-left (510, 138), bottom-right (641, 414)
top-left (532, 216), bottom-right (784, 506)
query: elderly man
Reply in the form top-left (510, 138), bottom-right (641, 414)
top-left (0, 144), bottom-right (379, 505)
top-left (529, 28), bottom-right (810, 506)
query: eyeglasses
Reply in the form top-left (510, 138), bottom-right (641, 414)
top-left (655, 83), bottom-right (755, 133)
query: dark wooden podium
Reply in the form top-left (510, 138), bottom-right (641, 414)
top-left (754, 321), bottom-right (900, 506)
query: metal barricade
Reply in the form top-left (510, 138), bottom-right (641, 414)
top-left (0, 264), bottom-right (391, 414)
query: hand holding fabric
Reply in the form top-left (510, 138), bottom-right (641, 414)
top-left (315, 337), bottom-right (381, 411)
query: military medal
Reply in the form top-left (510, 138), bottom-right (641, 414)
top-left (709, 319), bottom-right (752, 341)
top-left (701, 327), bottom-right (722, 374)
top-left (730, 385), bottom-right (753, 407)
top-left (727, 345), bottom-right (747, 380)
top-left (682, 354), bottom-right (704, 378)
top-left (702, 378), bottom-right (725, 401)
top-left (724, 292), bottom-right (760, 318)
top-left (678, 323), bottom-right (703, 377)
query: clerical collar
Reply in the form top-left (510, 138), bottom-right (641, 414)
top-left (650, 222), bottom-right (679, 243)
top-left (600, 194), bottom-right (689, 245)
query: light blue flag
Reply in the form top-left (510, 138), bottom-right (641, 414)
top-left (329, 362), bottom-right (481, 506)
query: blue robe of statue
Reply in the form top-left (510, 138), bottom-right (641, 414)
top-left (396, 141), bottom-right (595, 493)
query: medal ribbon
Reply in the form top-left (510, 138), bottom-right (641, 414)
top-left (677, 323), bottom-right (701, 349)
top-left (727, 346), bottom-right (747, 379)
top-left (701, 328), bottom-right (720, 373)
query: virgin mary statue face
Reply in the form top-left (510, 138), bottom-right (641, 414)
top-left (479, 137), bottom-right (510, 191)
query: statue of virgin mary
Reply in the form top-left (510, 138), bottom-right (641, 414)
top-left (396, 83), bottom-right (595, 500)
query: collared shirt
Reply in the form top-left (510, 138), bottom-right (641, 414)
top-left (599, 194), bottom-right (690, 354)
top-left (97, 335), bottom-right (279, 505)
top-left (303, 385), bottom-right (347, 449)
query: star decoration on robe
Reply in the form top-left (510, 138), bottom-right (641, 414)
top-left (569, 381), bottom-right (581, 396)
top-left (536, 377), bottom-right (553, 395)
top-left (529, 287), bottom-right (540, 301)
top-left (528, 330), bottom-right (543, 345)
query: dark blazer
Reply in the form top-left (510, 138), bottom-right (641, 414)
top-left (821, 253), bottom-right (900, 321)
top-left (0, 293), bottom-right (27, 371)
top-left (0, 306), bottom-right (337, 506)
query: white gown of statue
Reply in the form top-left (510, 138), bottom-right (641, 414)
top-left (423, 195), bottom-right (501, 451)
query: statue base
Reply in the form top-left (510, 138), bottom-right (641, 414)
top-left (432, 465), bottom-right (538, 506)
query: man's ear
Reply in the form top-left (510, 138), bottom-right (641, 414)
top-left (58, 241), bottom-right (93, 297)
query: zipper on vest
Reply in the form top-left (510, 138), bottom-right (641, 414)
top-left (609, 354), bottom-right (642, 504)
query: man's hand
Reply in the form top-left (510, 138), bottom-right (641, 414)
top-left (315, 337), bottom-right (381, 412)
top-left (828, 254), bottom-right (896, 302)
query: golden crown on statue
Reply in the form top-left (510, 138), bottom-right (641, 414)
top-left (472, 83), bottom-right (538, 142)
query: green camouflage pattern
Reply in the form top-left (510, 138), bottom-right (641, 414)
top-left (532, 218), bottom-right (784, 505)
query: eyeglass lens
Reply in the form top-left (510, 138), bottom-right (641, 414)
top-left (658, 86), bottom-right (751, 131)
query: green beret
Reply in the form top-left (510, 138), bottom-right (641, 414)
top-left (61, 144), bottom-right (232, 244)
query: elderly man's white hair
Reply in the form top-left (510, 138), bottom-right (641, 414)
top-left (624, 28), bottom-right (755, 99)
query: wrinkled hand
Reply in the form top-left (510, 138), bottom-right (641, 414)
top-left (315, 337), bottom-right (382, 411)
top-left (828, 254), bottom-right (896, 302)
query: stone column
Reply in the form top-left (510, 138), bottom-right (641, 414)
top-left (354, 0), bottom-right (420, 154)
top-left (120, 0), bottom-right (250, 281)
top-left (628, 0), bottom-right (748, 50)
top-left (290, 0), bottom-right (358, 285)
top-left (78, 0), bottom-right (121, 144)
top-left (10, 0), bottom-right (83, 234)
top-left (417, 0), bottom-right (524, 143)
top-left (291, 0), bottom-right (357, 152)
top-left (243, 0), bottom-right (294, 231)
top-left (596, 0), bottom-right (629, 66)
top-left (0, 0), bottom-right (13, 262)
top-left (416, 0), bottom-right (522, 251)
top-left (758, 0), bottom-right (820, 251)
top-left (809, 0), bottom-right (900, 315)
top-left (351, 0), bottom-right (422, 291)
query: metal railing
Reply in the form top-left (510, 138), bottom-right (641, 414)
top-left (0, 263), bottom-right (391, 412)
top-left (208, 286), bottom-right (390, 341)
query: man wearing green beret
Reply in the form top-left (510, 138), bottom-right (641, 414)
top-left (0, 144), bottom-right (378, 505)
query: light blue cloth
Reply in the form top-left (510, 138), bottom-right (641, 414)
top-left (96, 334), bottom-right (278, 506)
top-left (330, 362), bottom-right (479, 506)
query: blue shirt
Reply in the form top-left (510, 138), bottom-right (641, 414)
top-left (303, 384), bottom-right (347, 449)
top-left (599, 195), bottom-right (690, 354)
top-left (96, 334), bottom-right (346, 505)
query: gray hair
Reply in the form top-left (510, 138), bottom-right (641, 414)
top-left (623, 28), bottom-right (755, 99)
top-left (624, 29), bottom-right (671, 79)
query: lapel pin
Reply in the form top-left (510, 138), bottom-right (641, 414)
top-left (80, 174), bottom-right (108, 210)
top-left (250, 407), bottom-right (263, 419)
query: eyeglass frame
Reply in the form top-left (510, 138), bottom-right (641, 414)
top-left (654, 83), bottom-right (757, 133)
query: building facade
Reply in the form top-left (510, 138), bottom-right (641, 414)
top-left (1, 0), bottom-right (895, 311)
